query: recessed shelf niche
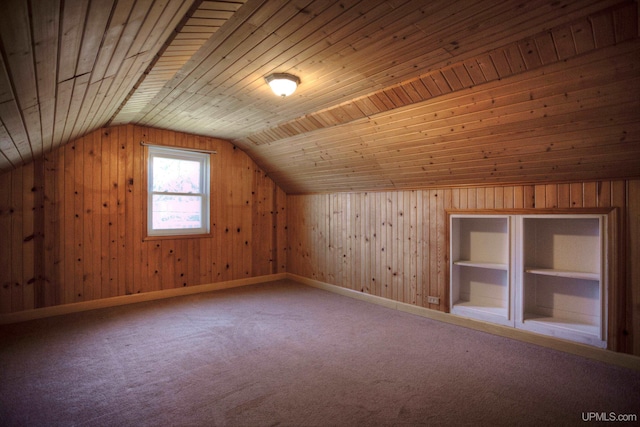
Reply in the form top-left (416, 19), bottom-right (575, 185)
top-left (449, 211), bottom-right (607, 348)
top-left (450, 215), bottom-right (513, 326)
top-left (516, 216), bottom-right (605, 347)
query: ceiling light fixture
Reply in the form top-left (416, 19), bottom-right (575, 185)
top-left (265, 73), bottom-right (300, 97)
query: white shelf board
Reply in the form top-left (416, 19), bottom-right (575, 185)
top-left (524, 268), bottom-right (599, 281)
top-left (522, 314), bottom-right (600, 337)
top-left (453, 260), bottom-right (508, 270)
top-left (451, 300), bottom-right (512, 327)
top-left (452, 300), bottom-right (508, 317)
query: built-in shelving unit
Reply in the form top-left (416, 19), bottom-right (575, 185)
top-left (449, 211), bottom-right (607, 348)
top-left (517, 216), bottom-right (605, 348)
top-left (450, 215), bottom-right (513, 326)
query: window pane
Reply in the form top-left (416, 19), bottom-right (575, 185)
top-left (152, 195), bottom-right (202, 230)
top-left (152, 157), bottom-right (201, 193)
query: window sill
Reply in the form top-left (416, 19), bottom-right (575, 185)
top-left (143, 232), bottom-right (213, 241)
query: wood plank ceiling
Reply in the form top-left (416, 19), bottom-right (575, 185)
top-left (0, 0), bottom-right (638, 193)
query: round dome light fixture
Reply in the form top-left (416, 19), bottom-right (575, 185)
top-left (265, 73), bottom-right (300, 97)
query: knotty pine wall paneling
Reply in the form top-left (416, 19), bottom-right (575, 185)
top-left (629, 180), bottom-right (640, 356)
top-left (287, 181), bottom-right (639, 355)
top-left (0, 124), bottom-right (286, 314)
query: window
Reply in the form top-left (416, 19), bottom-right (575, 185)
top-left (147, 146), bottom-right (210, 237)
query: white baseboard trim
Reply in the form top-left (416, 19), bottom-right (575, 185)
top-left (287, 273), bottom-right (640, 372)
top-left (0, 273), bottom-right (287, 325)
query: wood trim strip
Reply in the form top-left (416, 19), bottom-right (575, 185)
top-left (0, 273), bottom-right (286, 325)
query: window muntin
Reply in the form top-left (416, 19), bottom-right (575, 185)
top-left (147, 146), bottom-right (210, 236)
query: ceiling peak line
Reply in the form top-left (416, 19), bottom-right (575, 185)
top-left (107, 0), bottom-right (205, 127)
top-left (110, 1), bottom-right (251, 126)
top-left (119, 0), bottom-right (257, 125)
top-left (242, 1), bottom-right (638, 147)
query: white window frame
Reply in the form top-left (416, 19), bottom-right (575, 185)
top-left (147, 146), bottom-right (210, 237)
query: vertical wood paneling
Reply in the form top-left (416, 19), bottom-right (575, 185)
top-left (108, 128), bottom-right (120, 296)
top-left (228, 147), bottom-right (239, 280)
top-left (609, 180), bottom-right (626, 352)
top-left (162, 239), bottom-right (175, 290)
top-left (389, 192), bottom-right (398, 298)
top-left (524, 186), bottom-right (535, 208)
top-left (251, 168), bottom-right (267, 276)
top-left (188, 238), bottom-right (199, 288)
top-left (545, 184), bottom-right (558, 208)
top-left (320, 195), bottom-right (329, 284)
top-left (52, 147), bottom-right (64, 306)
top-left (117, 126), bottom-right (128, 292)
top-left (436, 189), bottom-right (447, 311)
top-left (494, 187), bottom-right (504, 209)
top-left (413, 190), bottom-right (423, 305)
top-left (0, 125), bottom-right (284, 317)
top-left (441, 189), bottom-right (452, 311)
top-left (211, 137), bottom-right (223, 281)
top-left (31, 160), bottom-right (44, 306)
top-left (405, 191), bottom-right (415, 304)
top-left (584, 182), bottom-right (598, 207)
top-left (145, 128), bottom-right (161, 293)
top-left (42, 152), bottom-right (57, 307)
top-left (428, 190), bottom-right (438, 307)
top-left (597, 181), bottom-right (611, 208)
top-left (557, 183), bottom-right (571, 208)
top-left (133, 127), bottom-right (147, 294)
top-left (13, 166), bottom-right (25, 310)
top-left (63, 142), bottom-right (74, 303)
top-left (73, 137), bottom-right (84, 302)
top-left (351, 193), bottom-right (360, 291)
top-left (570, 182), bottom-right (583, 207)
top-left (383, 192), bottom-right (391, 300)
top-left (240, 153), bottom-right (253, 278)
top-left (101, 129), bottom-right (112, 298)
top-left (124, 126), bottom-right (136, 294)
top-left (275, 186), bottom-right (287, 273)
top-left (90, 131), bottom-right (102, 301)
top-left (503, 186), bottom-right (513, 208)
top-left (420, 189), bottom-right (430, 307)
top-left (360, 193), bottom-right (369, 293)
top-left (331, 194), bottom-right (339, 286)
top-left (174, 239), bottom-right (187, 288)
top-left (513, 186), bottom-right (523, 209)
top-left (374, 192), bottom-right (382, 297)
top-left (287, 180), bottom-right (636, 354)
top-left (625, 181), bottom-right (639, 355)
top-left (82, 133), bottom-right (96, 301)
top-left (22, 161), bottom-right (35, 310)
top-left (0, 171), bottom-right (12, 312)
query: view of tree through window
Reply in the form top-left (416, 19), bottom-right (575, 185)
top-left (148, 147), bottom-right (210, 236)
top-left (152, 157), bottom-right (201, 193)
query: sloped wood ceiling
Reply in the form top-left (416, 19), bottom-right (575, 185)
top-left (0, 0), bottom-right (638, 193)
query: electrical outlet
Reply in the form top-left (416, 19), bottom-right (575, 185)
top-left (427, 296), bottom-right (440, 305)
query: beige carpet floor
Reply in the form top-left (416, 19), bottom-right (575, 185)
top-left (1, 279), bottom-right (638, 426)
